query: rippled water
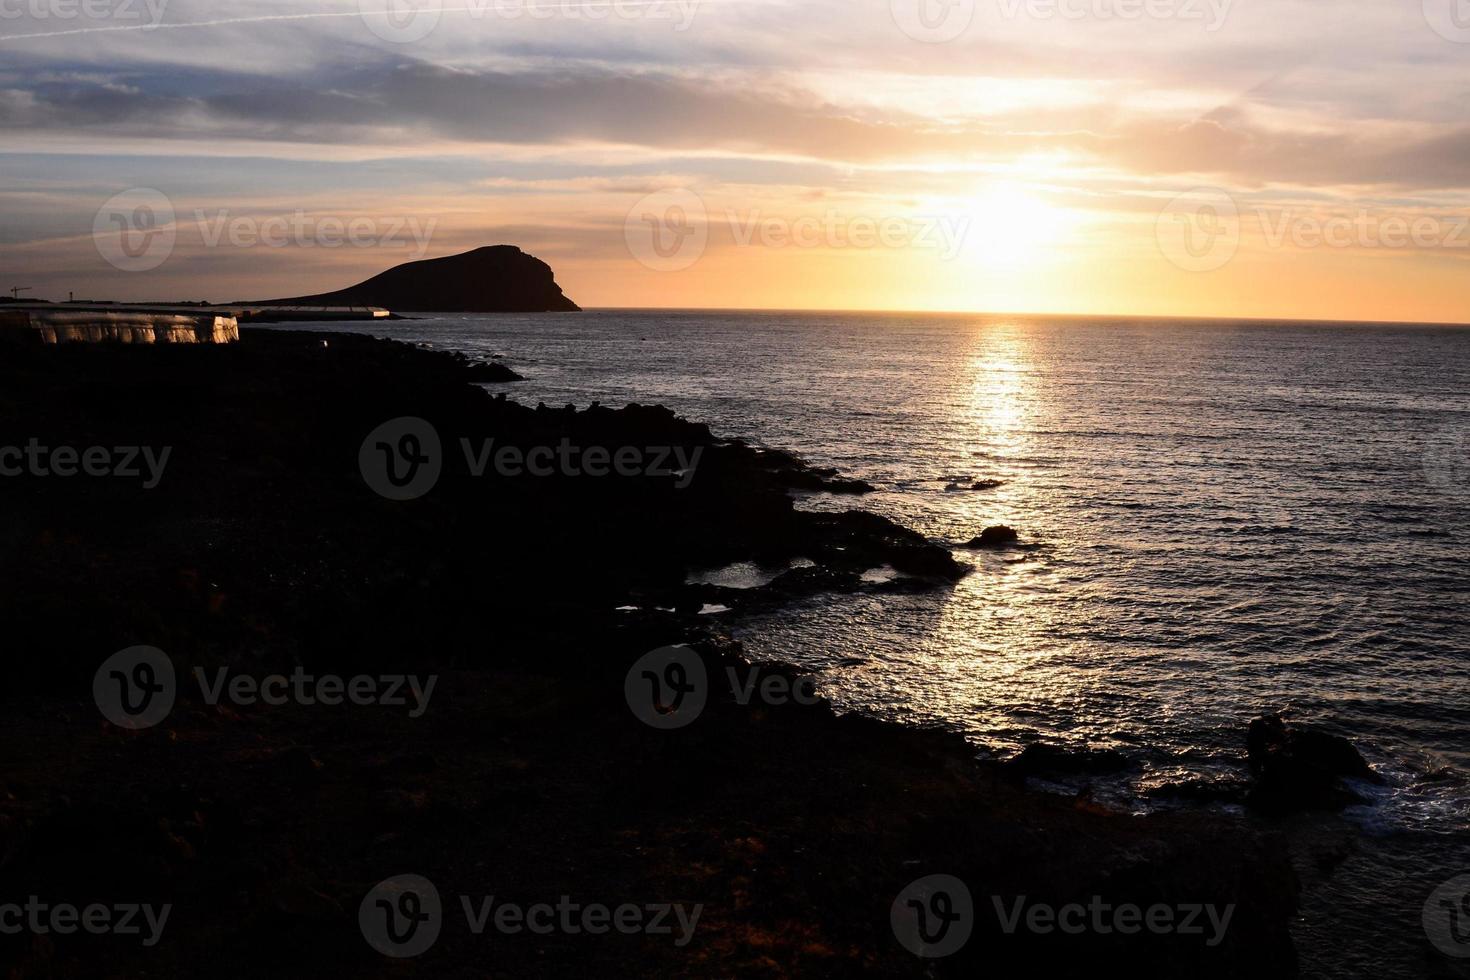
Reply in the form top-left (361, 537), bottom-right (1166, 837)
top-left (280, 310), bottom-right (1470, 976)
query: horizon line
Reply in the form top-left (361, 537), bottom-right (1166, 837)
top-left (578, 305), bottom-right (1470, 329)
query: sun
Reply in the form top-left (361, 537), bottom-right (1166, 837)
top-left (958, 184), bottom-right (1075, 268)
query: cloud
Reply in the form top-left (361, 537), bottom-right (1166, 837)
top-left (4, 56), bottom-right (1469, 193)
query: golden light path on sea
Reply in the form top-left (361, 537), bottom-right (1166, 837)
top-left (923, 322), bottom-right (1084, 738)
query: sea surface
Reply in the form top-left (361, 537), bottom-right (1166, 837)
top-left (276, 310), bottom-right (1470, 978)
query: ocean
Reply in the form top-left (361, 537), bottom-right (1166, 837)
top-left (275, 310), bottom-right (1470, 978)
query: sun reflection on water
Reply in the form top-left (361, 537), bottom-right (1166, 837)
top-left (931, 325), bottom-right (1054, 730)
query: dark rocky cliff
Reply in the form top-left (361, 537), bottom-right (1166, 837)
top-left (255, 245), bottom-right (580, 312)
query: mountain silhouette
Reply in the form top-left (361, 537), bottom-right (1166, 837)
top-left (255, 245), bottom-right (580, 312)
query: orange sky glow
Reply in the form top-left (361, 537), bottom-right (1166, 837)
top-left (3, 0), bottom-right (1469, 323)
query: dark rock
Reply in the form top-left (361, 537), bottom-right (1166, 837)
top-left (726, 444), bottom-right (875, 495)
top-left (765, 565), bottom-right (863, 597)
top-left (1143, 774), bottom-right (1252, 805)
top-left (1246, 714), bottom-right (1382, 813)
top-left (253, 245), bottom-right (580, 313)
top-left (0, 328), bottom-right (1305, 979)
top-left (0, 813), bottom-right (22, 871)
top-left (270, 878), bottom-right (343, 921)
top-left (946, 479), bottom-right (1004, 492)
top-left (814, 476), bottom-right (875, 495)
top-left (1004, 743), bottom-right (1136, 779)
top-left (966, 525), bottom-right (1020, 548)
top-left (464, 360), bottom-right (524, 383)
top-left (802, 511), bottom-right (965, 581)
top-left (273, 747), bottom-right (325, 786)
top-left (1421, 766), bottom-right (1461, 785)
top-left (384, 753), bottom-right (440, 775)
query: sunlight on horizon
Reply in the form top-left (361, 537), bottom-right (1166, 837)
top-left (957, 184), bottom-right (1080, 269)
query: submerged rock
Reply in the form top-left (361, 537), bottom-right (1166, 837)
top-left (1143, 774), bottom-right (1253, 806)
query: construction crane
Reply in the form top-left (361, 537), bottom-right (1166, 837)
top-left (9, 286), bottom-right (32, 301)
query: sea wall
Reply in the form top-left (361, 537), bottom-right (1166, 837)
top-left (0, 309), bottom-right (239, 344)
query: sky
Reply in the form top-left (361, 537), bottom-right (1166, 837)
top-left (2, 0), bottom-right (1469, 321)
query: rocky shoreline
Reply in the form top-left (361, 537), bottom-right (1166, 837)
top-left (0, 329), bottom-right (1302, 977)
